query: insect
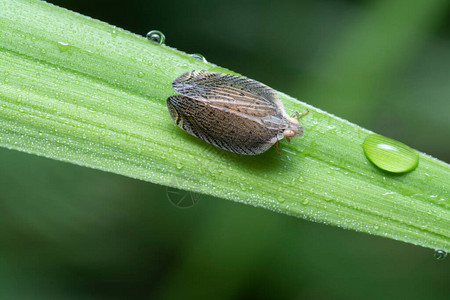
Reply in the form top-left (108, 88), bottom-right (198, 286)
top-left (166, 70), bottom-right (308, 155)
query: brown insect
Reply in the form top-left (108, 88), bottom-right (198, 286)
top-left (167, 70), bottom-right (308, 155)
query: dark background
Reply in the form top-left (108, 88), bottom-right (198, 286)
top-left (1, 0), bottom-right (449, 299)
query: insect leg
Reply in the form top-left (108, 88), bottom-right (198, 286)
top-left (291, 110), bottom-right (309, 119)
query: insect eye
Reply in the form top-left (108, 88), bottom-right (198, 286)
top-left (283, 129), bottom-right (296, 138)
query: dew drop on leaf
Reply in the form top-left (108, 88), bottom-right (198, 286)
top-left (57, 41), bottom-right (70, 52)
top-left (433, 249), bottom-right (447, 261)
top-left (189, 53), bottom-right (208, 63)
top-left (146, 30), bottom-right (165, 45)
top-left (362, 134), bottom-right (419, 173)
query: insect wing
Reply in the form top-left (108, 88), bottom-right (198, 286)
top-left (172, 70), bottom-right (286, 115)
top-left (167, 95), bottom-right (277, 155)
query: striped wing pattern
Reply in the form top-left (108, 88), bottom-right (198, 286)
top-left (167, 70), bottom-right (289, 155)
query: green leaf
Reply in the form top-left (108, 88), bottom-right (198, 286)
top-left (1, 0), bottom-right (449, 251)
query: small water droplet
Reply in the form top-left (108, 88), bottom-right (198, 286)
top-left (278, 196), bottom-right (285, 203)
top-left (176, 162), bottom-right (183, 170)
top-left (137, 71), bottom-right (145, 78)
top-left (301, 198), bottom-right (309, 205)
top-left (323, 192), bottom-right (333, 202)
top-left (189, 53), bottom-right (208, 63)
top-left (382, 191), bottom-right (396, 198)
top-left (146, 30), bottom-right (165, 45)
top-left (111, 29), bottom-right (118, 38)
top-left (437, 197), bottom-right (446, 204)
top-left (362, 134), bottom-right (419, 173)
top-left (433, 249), bottom-right (447, 260)
top-left (57, 41), bottom-right (70, 53)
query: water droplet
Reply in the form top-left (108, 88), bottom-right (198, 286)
top-left (57, 41), bottom-right (70, 53)
top-left (111, 29), bottom-right (118, 38)
top-left (382, 191), bottom-right (396, 198)
top-left (137, 71), bottom-right (145, 78)
top-left (323, 192), bottom-right (333, 202)
top-left (362, 134), bottom-right (419, 173)
top-left (278, 196), bottom-right (285, 203)
top-left (433, 249), bottom-right (447, 260)
top-left (301, 198), bottom-right (309, 205)
top-left (189, 53), bottom-right (208, 63)
top-left (176, 162), bottom-right (183, 170)
top-left (146, 30), bottom-right (165, 45)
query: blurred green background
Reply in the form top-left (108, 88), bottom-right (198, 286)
top-left (1, 0), bottom-right (449, 299)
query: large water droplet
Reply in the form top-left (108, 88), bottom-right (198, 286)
top-left (190, 53), bottom-right (208, 63)
top-left (362, 134), bottom-right (419, 173)
top-left (146, 30), bottom-right (165, 45)
top-left (433, 249), bottom-right (447, 260)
